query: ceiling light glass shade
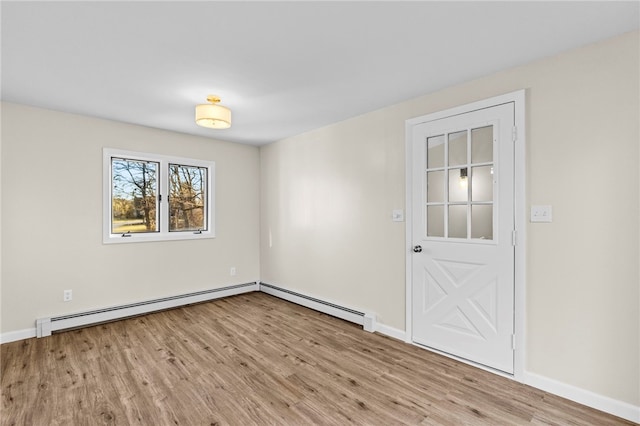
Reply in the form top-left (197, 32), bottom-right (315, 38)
top-left (195, 96), bottom-right (231, 129)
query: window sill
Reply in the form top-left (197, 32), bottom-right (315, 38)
top-left (102, 231), bottom-right (215, 244)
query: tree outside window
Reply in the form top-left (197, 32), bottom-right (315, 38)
top-left (104, 148), bottom-right (214, 243)
top-left (169, 164), bottom-right (206, 232)
top-left (111, 158), bottom-right (159, 233)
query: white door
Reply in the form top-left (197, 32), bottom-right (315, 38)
top-left (411, 102), bottom-right (515, 374)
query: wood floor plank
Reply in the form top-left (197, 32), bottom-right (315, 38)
top-left (1, 292), bottom-right (635, 425)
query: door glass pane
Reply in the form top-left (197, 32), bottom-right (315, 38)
top-left (111, 158), bottom-right (158, 234)
top-left (427, 135), bottom-right (445, 169)
top-left (448, 168), bottom-right (468, 203)
top-left (471, 165), bottom-right (493, 202)
top-left (471, 126), bottom-right (493, 164)
top-left (448, 205), bottom-right (467, 238)
top-left (471, 205), bottom-right (493, 240)
top-left (427, 205), bottom-right (444, 237)
top-left (448, 131), bottom-right (467, 166)
top-left (427, 171), bottom-right (445, 203)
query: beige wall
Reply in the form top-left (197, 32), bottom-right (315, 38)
top-left (260, 31), bottom-right (639, 405)
top-left (1, 103), bottom-right (261, 333)
top-left (1, 30), bottom-right (637, 411)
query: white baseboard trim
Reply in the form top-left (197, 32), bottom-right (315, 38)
top-left (5, 283), bottom-right (637, 423)
top-left (374, 323), bottom-right (406, 341)
top-left (0, 328), bottom-right (37, 344)
top-left (34, 282), bottom-right (260, 338)
top-left (524, 371), bottom-right (640, 423)
top-left (259, 282), bottom-right (374, 330)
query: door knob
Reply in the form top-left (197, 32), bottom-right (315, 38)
top-left (413, 245), bottom-right (422, 253)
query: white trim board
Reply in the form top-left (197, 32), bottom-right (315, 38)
top-left (374, 323), bottom-right (406, 341)
top-left (2, 277), bottom-right (637, 422)
top-left (0, 328), bottom-right (37, 344)
top-left (524, 371), bottom-right (640, 424)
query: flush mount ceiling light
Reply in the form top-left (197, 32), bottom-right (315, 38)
top-left (195, 95), bottom-right (231, 129)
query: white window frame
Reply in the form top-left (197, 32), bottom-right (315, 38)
top-left (103, 148), bottom-right (215, 244)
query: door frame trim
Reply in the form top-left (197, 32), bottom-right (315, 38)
top-left (404, 90), bottom-right (526, 381)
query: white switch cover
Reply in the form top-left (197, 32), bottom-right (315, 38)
top-left (392, 209), bottom-right (404, 222)
top-left (531, 205), bottom-right (552, 223)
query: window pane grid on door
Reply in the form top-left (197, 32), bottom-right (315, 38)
top-left (426, 170), bottom-right (445, 203)
top-left (425, 134), bottom-right (446, 237)
top-left (471, 126), bottom-right (493, 163)
top-left (448, 131), bottom-right (467, 166)
top-left (448, 168), bottom-right (468, 203)
top-left (425, 125), bottom-right (495, 241)
top-left (426, 205), bottom-right (444, 237)
top-left (471, 204), bottom-right (493, 239)
top-left (427, 134), bottom-right (445, 169)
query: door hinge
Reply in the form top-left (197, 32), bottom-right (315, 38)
top-left (512, 126), bottom-right (518, 142)
top-left (512, 334), bottom-right (516, 350)
top-left (511, 230), bottom-right (517, 246)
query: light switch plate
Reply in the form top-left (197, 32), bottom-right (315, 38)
top-left (531, 205), bottom-right (552, 222)
top-left (392, 209), bottom-right (404, 222)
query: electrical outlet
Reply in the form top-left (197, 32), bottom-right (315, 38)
top-left (530, 205), bottom-right (552, 223)
top-left (230, 267), bottom-right (237, 276)
top-left (63, 289), bottom-right (72, 302)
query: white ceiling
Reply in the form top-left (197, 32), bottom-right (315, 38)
top-left (2, 1), bottom-right (638, 146)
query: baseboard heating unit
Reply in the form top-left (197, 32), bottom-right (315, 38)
top-left (259, 282), bottom-right (376, 332)
top-left (35, 282), bottom-right (259, 337)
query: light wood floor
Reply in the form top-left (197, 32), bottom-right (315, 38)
top-left (1, 292), bottom-right (634, 425)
